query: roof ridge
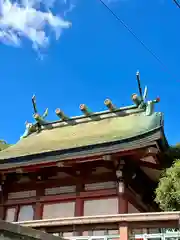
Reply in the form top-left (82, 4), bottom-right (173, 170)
top-left (20, 72), bottom-right (160, 140)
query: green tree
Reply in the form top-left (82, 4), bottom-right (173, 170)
top-left (155, 145), bottom-right (180, 211)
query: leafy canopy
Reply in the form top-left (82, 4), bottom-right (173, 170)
top-left (155, 145), bottom-right (180, 211)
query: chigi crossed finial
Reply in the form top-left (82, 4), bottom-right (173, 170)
top-left (20, 95), bottom-right (49, 139)
top-left (20, 71), bottom-right (160, 139)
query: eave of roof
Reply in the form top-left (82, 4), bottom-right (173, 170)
top-left (0, 110), bottom-right (164, 162)
top-left (0, 128), bottom-right (165, 170)
top-left (0, 142), bottom-right (11, 151)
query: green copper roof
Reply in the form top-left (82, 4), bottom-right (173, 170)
top-left (0, 140), bottom-right (11, 151)
top-left (0, 110), bottom-right (163, 160)
top-left (0, 72), bottom-right (166, 161)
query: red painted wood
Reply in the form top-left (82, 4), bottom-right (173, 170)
top-left (138, 160), bottom-right (161, 169)
top-left (34, 187), bottom-right (44, 220)
top-left (75, 198), bottom-right (83, 216)
top-left (118, 193), bottom-right (128, 214)
top-left (10, 178), bottom-right (76, 191)
top-left (23, 162), bottom-right (57, 172)
top-left (14, 205), bottom-right (19, 222)
top-left (75, 183), bottom-right (84, 217)
top-left (2, 146), bottom-right (158, 219)
top-left (0, 156), bottom-right (102, 173)
top-left (34, 203), bottom-right (42, 220)
top-left (3, 189), bottom-right (118, 220)
top-left (0, 185), bottom-right (5, 219)
top-left (9, 172), bottom-right (116, 193)
top-left (3, 192), bottom-right (117, 207)
top-left (0, 147), bottom-right (151, 174)
top-left (0, 205), bottom-right (4, 220)
top-left (4, 198), bottom-right (37, 206)
top-left (80, 189), bottom-right (116, 198)
top-left (40, 194), bottom-right (76, 203)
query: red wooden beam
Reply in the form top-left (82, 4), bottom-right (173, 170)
top-left (138, 160), bottom-right (162, 170)
top-left (79, 189), bottom-right (116, 199)
top-left (0, 147), bottom-right (150, 174)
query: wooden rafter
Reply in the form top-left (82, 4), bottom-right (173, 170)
top-left (138, 160), bottom-right (161, 169)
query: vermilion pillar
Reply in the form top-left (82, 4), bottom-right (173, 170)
top-left (116, 163), bottom-right (128, 214)
top-left (118, 192), bottom-right (128, 214)
top-left (34, 187), bottom-right (44, 220)
top-left (119, 225), bottom-right (129, 240)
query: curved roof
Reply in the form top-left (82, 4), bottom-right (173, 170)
top-left (0, 109), bottom-right (164, 161)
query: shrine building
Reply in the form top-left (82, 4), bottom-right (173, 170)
top-left (0, 72), bottom-right (171, 238)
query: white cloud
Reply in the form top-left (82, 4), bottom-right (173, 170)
top-left (0, 0), bottom-right (72, 50)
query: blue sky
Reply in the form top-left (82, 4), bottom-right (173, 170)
top-left (0, 0), bottom-right (179, 145)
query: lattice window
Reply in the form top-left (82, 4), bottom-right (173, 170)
top-left (84, 181), bottom-right (116, 191)
top-left (8, 190), bottom-right (36, 199)
top-left (45, 186), bottom-right (76, 195)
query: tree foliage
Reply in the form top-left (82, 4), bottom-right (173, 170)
top-left (155, 145), bottom-right (180, 211)
top-left (155, 160), bottom-right (180, 211)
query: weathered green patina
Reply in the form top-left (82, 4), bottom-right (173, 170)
top-left (0, 72), bottom-right (165, 161)
top-left (0, 102), bottom-right (162, 160)
top-left (0, 111), bottom-right (163, 159)
top-left (20, 95), bottom-right (48, 139)
top-left (0, 140), bottom-right (11, 151)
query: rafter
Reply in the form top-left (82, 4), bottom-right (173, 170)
top-left (138, 160), bottom-right (162, 170)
